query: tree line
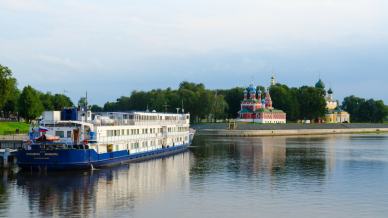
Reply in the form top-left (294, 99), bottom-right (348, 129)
top-left (95, 82), bottom-right (387, 123)
top-left (1, 64), bottom-right (387, 123)
top-left (342, 96), bottom-right (388, 123)
top-left (92, 82), bottom-right (229, 123)
top-left (0, 64), bottom-right (73, 122)
top-left (269, 84), bottom-right (387, 123)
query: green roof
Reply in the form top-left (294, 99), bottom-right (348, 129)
top-left (256, 108), bottom-right (285, 113)
top-left (239, 108), bottom-right (253, 113)
top-left (327, 108), bottom-right (347, 114)
top-left (315, 79), bottom-right (325, 89)
top-left (242, 99), bottom-right (259, 103)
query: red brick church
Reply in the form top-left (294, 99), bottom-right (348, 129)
top-left (237, 82), bottom-right (286, 123)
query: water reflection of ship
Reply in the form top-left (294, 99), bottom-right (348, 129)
top-left (15, 152), bottom-right (193, 217)
top-left (0, 170), bottom-right (14, 217)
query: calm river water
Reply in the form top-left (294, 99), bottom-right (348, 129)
top-left (1, 134), bottom-right (388, 218)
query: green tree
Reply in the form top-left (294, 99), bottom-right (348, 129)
top-left (342, 95), bottom-right (365, 122)
top-left (0, 65), bottom-right (18, 112)
top-left (40, 92), bottom-right (73, 111)
top-left (52, 94), bottom-right (73, 110)
top-left (297, 86), bottom-right (326, 120)
top-left (91, 104), bottom-right (103, 112)
top-left (197, 90), bottom-right (213, 122)
top-left (178, 87), bottom-right (198, 115)
top-left (103, 101), bottom-right (117, 111)
top-left (127, 91), bottom-right (149, 111)
top-left (148, 89), bottom-right (168, 112)
top-left (370, 100), bottom-right (387, 123)
top-left (3, 88), bottom-right (20, 118)
top-left (218, 87), bottom-right (244, 118)
top-left (178, 82), bottom-right (212, 122)
top-left (209, 92), bottom-right (228, 122)
top-left (342, 96), bottom-right (387, 123)
top-left (269, 84), bottom-right (300, 121)
top-left (18, 86), bottom-right (44, 122)
top-left (78, 97), bottom-right (87, 108)
top-left (40, 92), bottom-right (54, 110)
top-left (386, 105), bottom-right (388, 122)
top-left (359, 99), bottom-right (387, 123)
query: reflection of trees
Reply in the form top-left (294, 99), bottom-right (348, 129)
top-left (190, 136), bottom-right (242, 180)
top-left (190, 136), bottom-right (328, 184)
top-left (285, 137), bottom-right (328, 180)
top-left (0, 170), bottom-right (16, 217)
top-left (15, 152), bottom-right (192, 217)
top-left (191, 136), bottom-right (286, 174)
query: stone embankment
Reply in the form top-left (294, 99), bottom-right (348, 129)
top-left (0, 134), bottom-right (27, 150)
top-left (0, 134), bottom-right (27, 141)
top-left (193, 123), bottom-right (388, 137)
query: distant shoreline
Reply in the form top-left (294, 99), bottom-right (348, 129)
top-left (193, 123), bottom-right (388, 137)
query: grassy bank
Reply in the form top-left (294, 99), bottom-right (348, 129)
top-left (0, 122), bottom-right (29, 135)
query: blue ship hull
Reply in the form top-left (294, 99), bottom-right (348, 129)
top-left (16, 145), bottom-right (188, 170)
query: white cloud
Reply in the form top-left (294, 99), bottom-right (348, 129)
top-left (2, 0), bottom-right (387, 54)
top-left (0, 0), bottom-right (50, 12)
top-left (34, 55), bottom-right (83, 70)
top-left (0, 0), bottom-right (387, 103)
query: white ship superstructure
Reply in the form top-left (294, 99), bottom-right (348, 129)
top-left (91, 111), bottom-right (191, 154)
top-left (17, 108), bottom-right (192, 170)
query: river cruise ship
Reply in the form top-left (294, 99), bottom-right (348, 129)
top-left (17, 107), bottom-right (193, 170)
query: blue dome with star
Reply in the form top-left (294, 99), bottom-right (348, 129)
top-left (247, 84), bottom-right (256, 93)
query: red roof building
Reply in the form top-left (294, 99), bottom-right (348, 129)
top-left (237, 84), bottom-right (286, 123)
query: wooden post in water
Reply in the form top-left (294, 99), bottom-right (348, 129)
top-left (228, 120), bottom-right (237, 130)
top-left (3, 148), bottom-right (10, 168)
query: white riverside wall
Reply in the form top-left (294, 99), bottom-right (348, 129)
top-left (0, 134), bottom-right (28, 141)
top-left (197, 128), bottom-right (388, 137)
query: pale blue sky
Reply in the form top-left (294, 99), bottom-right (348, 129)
top-left (0, 0), bottom-right (387, 105)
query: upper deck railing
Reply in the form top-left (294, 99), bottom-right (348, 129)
top-left (41, 111), bottom-right (190, 127)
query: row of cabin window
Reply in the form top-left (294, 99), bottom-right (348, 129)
top-left (106, 128), bottom-right (163, 137)
top-left (130, 140), bottom-right (161, 149)
top-left (129, 137), bottom-right (188, 149)
top-left (133, 115), bottom-right (189, 121)
top-left (55, 131), bottom-right (72, 138)
top-left (174, 136), bottom-right (188, 142)
top-left (167, 127), bottom-right (189, 132)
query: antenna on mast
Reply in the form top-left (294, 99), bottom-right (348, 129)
top-left (163, 102), bottom-right (169, 113)
top-left (181, 100), bottom-right (184, 113)
top-left (85, 91), bottom-right (88, 107)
